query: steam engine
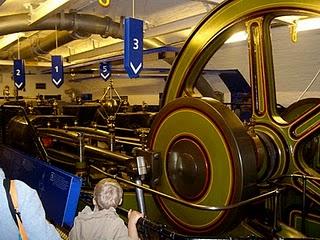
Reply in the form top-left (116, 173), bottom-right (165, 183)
top-left (0, 0), bottom-right (319, 239)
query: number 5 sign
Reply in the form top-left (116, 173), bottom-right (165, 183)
top-left (124, 17), bottom-right (143, 78)
top-left (51, 55), bottom-right (64, 88)
top-left (99, 61), bottom-right (111, 81)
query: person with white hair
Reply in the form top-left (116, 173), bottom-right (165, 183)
top-left (0, 167), bottom-right (61, 240)
top-left (69, 178), bottom-right (143, 240)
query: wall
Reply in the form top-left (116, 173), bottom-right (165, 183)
top-left (272, 27), bottom-right (320, 106)
top-left (207, 26), bottom-right (320, 107)
top-left (0, 26), bottom-right (319, 107)
top-left (67, 26), bottom-right (320, 108)
top-left (67, 77), bottom-right (165, 105)
top-left (0, 72), bottom-right (71, 103)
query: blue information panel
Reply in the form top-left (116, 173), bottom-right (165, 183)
top-left (99, 61), bottom-right (111, 81)
top-left (13, 59), bottom-right (25, 90)
top-left (124, 17), bottom-right (143, 78)
top-left (51, 55), bottom-right (64, 88)
top-left (0, 145), bottom-right (81, 228)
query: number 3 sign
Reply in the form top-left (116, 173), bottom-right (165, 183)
top-left (124, 17), bottom-right (143, 78)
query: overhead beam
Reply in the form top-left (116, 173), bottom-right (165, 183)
top-left (66, 42), bottom-right (124, 63)
top-left (0, 59), bottom-right (70, 67)
top-left (28, 0), bottom-right (73, 26)
top-left (190, 0), bottom-right (221, 5)
top-left (144, 13), bottom-right (206, 38)
top-left (0, 33), bottom-right (25, 50)
top-left (66, 13), bottom-right (207, 63)
top-left (64, 46), bottom-right (178, 70)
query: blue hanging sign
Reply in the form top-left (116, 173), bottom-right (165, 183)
top-left (124, 17), bottom-right (143, 78)
top-left (13, 59), bottom-right (25, 90)
top-left (51, 55), bottom-right (64, 88)
top-left (99, 61), bottom-right (111, 81)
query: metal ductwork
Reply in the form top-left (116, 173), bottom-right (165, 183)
top-left (31, 32), bottom-right (84, 56)
top-left (0, 31), bottom-right (88, 59)
top-left (0, 31), bottom-right (79, 59)
top-left (0, 13), bottom-right (123, 38)
top-left (0, 12), bottom-right (123, 59)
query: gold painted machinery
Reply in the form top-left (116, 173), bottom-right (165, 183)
top-left (1, 0), bottom-right (319, 238)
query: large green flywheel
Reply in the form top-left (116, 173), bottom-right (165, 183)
top-left (148, 97), bottom-right (256, 234)
top-left (148, 0), bottom-right (320, 235)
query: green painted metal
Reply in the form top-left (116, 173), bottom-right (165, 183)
top-left (148, 97), bottom-right (256, 234)
top-left (291, 212), bottom-right (320, 238)
top-left (164, 0), bottom-right (320, 104)
top-left (155, 0), bottom-right (320, 236)
top-left (244, 6), bottom-right (320, 209)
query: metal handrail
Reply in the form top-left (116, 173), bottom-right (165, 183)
top-left (90, 164), bottom-right (285, 211)
top-left (269, 173), bottom-right (320, 182)
top-left (90, 166), bottom-right (320, 236)
top-left (268, 173), bottom-right (320, 234)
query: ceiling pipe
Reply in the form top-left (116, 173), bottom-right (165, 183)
top-left (31, 31), bottom-right (88, 56)
top-left (1, 31), bottom-right (92, 60)
top-left (0, 13), bottom-right (122, 38)
top-left (0, 12), bottom-right (122, 59)
top-left (65, 12), bottom-right (205, 63)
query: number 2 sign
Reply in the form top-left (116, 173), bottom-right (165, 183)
top-left (13, 59), bottom-right (25, 90)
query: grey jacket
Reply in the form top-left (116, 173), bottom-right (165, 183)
top-left (69, 206), bottom-right (131, 240)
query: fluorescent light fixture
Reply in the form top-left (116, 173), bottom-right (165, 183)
top-left (29, 0), bottom-right (72, 25)
top-left (223, 17), bottom-right (320, 44)
top-left (276, 16), bottom-right (320, 32)
top-left (276, 16), bottom-right (302, 24)
top-left (0, 33), bottom-right (25, 50)
top-left (0, 59), bottom-right (52, 67)
top-left (225, 31), bottom-right (247, 44)
top-left (297, 17), bottom-right (320, 32)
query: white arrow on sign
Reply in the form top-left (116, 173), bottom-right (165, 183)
top-left (101, 72), bottom-right (110, 80)
top-left (15, 82), bottom-right (23, 89)
top-left (130, 62), bottom-right (142, 75)
top-left (53, 78), bottom-right (62, 85)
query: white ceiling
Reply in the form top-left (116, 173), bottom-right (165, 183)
top-left (0, 0), bottom-right (224, 69)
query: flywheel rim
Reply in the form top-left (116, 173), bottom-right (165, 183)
top-left (148, 97), bottom-right (257, 234)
